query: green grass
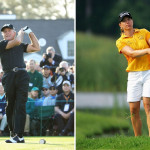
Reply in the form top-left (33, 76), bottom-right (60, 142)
top-left (76, 111), bottom-right (130, 139)
top-left (0, 136), bottom-right (74, 150)
top-left (76, 32), bottom-right (127, 92)
top-left (77, 135), bottom-right (150, 150)
top-left (76, 109), bottom-right (149, 149)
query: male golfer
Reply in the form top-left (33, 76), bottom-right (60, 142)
top-left (0, 24), bottom-right (40, 143)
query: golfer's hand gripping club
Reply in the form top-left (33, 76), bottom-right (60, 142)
top-left (23, 26), bottom-right (32, 35)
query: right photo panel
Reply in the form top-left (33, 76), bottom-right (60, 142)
top-left (76, 0), bottom-right (150, 149)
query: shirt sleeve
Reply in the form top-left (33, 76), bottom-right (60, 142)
top-left (35, 99), bottom-right (43, 106)
top-left (21, 43), bottom-right (29, 52)
top-left (0, 40), bottom-right (9, 53)
top-left (116, 39), bottom-right (126, 53)
top-left (145, 29), bottom-right (150, 42)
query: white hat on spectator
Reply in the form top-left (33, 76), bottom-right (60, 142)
top-left (63, 80), bottom-right (71, 86)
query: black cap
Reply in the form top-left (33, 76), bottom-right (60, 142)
top-left (1, 24), bottom-right (15, 32)
top-left (119, 11), bottom-right (132, 22)
top-left (42, 65), bottom-right (50, 69)
top-left (50, 84), bottom-right (57, 89)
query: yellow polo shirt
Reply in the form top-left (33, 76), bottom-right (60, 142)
top-left (116, 28), bottom-right (150, 72)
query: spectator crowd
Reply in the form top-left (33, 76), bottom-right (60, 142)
top-left (0, 46), bottom-right (75, 136)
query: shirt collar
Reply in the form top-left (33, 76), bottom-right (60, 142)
top-left (51, 95), bottom-right (56, 99)
top-left (121, 28), bottom-right (140, 38)
top-left (0, 94), bottom-right (5, 100)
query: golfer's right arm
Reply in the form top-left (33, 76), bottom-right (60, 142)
top-left (26, 32), bottom-right (40, 53)
top-left (121, 46), bottom-right (150, 58)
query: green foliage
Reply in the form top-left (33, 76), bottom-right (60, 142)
top-left (76, 110), bottom-right (130, 139)
top-left (0, 0), bottom-right (74, 19)
top-left (76, 32), bottom-right (127, 92)
top-left (77, 0), bottom-right (150, 36)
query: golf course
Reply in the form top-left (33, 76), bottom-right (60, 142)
top-left (76, 33), bottom-right (150, 149)
top-left (0, 136), bottom-right (74, 150)
top-left (76, 109), bottom-right (150, 150)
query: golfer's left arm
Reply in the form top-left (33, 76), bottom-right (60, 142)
top-left (26, 32), bottom-right (40, 53)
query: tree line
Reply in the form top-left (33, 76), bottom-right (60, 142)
top-left (77, 0), bottom-right (150, 37)
top-left (0, 0), bottom-right (74, 19)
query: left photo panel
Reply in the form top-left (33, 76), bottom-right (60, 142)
top-left (0, 0), bottom-right (75, 149)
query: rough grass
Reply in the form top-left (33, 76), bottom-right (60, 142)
top-left (0, 136), bottom-right (74, 150)
top-left (77, 135), bottom-right (150, 150)
top-left (76, 109), bottom-right (149, 150)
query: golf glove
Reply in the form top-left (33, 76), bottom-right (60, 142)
top-left (23, 26), bottom-right (32, 35)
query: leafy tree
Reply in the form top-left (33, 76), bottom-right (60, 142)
top-left (77, 0), bottom-right (150, 36)
top-left (76, 0), bottom-right (87, 31)
top-left (0, 0), bottom-right (74, 19)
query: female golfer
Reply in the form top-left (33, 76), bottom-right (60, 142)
top-left (116, 11), bottom-right (150, 136)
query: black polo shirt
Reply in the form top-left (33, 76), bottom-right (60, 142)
top-left (0, 40), bottom-right (28, 71)
top-left (55, 92), bottom-right (74, 113)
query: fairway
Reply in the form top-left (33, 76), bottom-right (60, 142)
top-left (0, 136), bottom-right (74, 150)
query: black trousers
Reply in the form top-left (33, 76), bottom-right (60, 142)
top-left (2, 70), bottom-right (29, 135)
top-left (54, 113), bottom-right (74, 133)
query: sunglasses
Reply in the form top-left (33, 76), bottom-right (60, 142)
top-left (50, 87), bottom-right (56, 90)
top-left (42, 88), bottom-right (48, 91)
top-left (59, 68), bottom-right (66, 72)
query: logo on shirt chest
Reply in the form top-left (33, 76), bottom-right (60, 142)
top-left (138, 35), bottom-right (144, 40)
top-left (126, 41), bottom-right (132, 45)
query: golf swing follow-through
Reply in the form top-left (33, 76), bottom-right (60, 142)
top-left (116, 11), bottom-right (150, 136)
top-left (0, 23), bottom-right (40, 143)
